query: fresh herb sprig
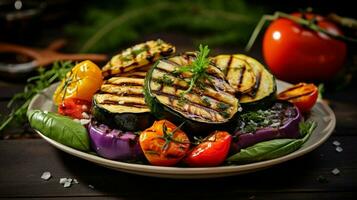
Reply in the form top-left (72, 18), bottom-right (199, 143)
top-left (175, 44), bottom-right (211, 99)
top-left (0, 61), bottom-right (74, 135)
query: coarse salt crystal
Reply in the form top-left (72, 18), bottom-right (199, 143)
top-left (73, 179), bottom-right (79, 184)
top-left (63, 181), bottom-right (71, 188)
top-left (79, 119), bottom-right (91, 125)
top-left (336, 146), bottom-right (343, 152)
top-left (333, 141), bottom-right (341, 146)
top-left (332, 168), bottom-right (340, 175)
top-left (81, 112), bottom-right (90, 119)
top-left (41, 172), bottom-right (51, 180)
top-left (88, 184), bottom-right (95, 189)
top-left (118, 100), bottom-right (125, 105)
top-left (59, 178), bottom-right (67, 184)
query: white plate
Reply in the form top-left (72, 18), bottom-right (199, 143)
top-left (28, 80), bottom-right (335, 179)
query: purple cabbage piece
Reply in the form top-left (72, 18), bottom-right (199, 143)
top-left (88, 121), bottom-right (143, 160)
top-left (232, 102), bottom-right (302, 152)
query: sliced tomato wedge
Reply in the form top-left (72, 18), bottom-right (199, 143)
top-left (58, 98), bottom-right (91, 119)
top-left (184, 131), bottom-right (232, 167)
top-left (277, 83), bottom-right (318, 113)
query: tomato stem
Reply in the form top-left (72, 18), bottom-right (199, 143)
top-left (245, 11), bottom-right (357, 52)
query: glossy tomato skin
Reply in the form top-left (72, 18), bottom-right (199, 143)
top-left (263, 13), bottom-right (347, 82)
top-left (53, 60), bottom-right (103, 105)
top-left (277, 83), bottom-right (318, 113)
top-left (58, 98), bottom-right (91, 119)
top-left (184, 131), bottom-right (232, 167)
top-left (139, 120), bottom-right (190, 166)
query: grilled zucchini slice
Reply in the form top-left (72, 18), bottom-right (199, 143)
top-left (144, 54), bottom-right (240, 133)
top-left (102, 39), bottom-right (175, 78)
top-left (93, 77), bottom-right (154, 131)
top-left (234, 54), bottom-right (276, 107)
top-left (212, 55), bottom-right (256, 94)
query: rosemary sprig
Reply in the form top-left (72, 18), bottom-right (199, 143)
top-left (175, 44), bottom-right (211, 99)
top-left (0, 61), bottom-right (74, 134)
top-left (160, 121), bottom-right (189, 151)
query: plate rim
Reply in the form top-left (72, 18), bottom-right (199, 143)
top-left (28, 80), bottom-right (336, 178)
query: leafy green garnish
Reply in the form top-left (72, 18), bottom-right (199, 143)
top-left (156, 74), bottom-right (174, 86)
top-left (0, 61), bottom-right (74, 135)
top-left (175, 44), bottom-right (210, 99)
top-left (228, 120), bottom-right (317, 163)
top-left (299, 120), bottom-right (318, 137)
top-left (132, 46), bottom-right (149, 56)
top-left (201, 96), bottom-right (211, 106)
top-left (217, 102), bottom-right (230, 111)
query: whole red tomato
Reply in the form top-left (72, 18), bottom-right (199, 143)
top-left (263, 13), bottom-right (347, 82)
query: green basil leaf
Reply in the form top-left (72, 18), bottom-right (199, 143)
top-left (227, 121), bottom-right (317, 164)
top-left (27, 110), bottom-right (90, 151)
top-left (227, 138), bottom-right (295, 163)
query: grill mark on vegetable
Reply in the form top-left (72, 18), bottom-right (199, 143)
top-left (104, 82), bottom-right (143, 87)
top-left (154, 92), bottom-right (217, 121)
top-left (249, 69), bottom-right (262, 97)
top-left (152, 90), bottom-right (227, 116)
top-left (153, 67), bottom-right (229, 95)
top-left (225, 55), bottom-right (233, 76)
top-left (280, 91), bottom-right (314, 101)
top-left (237, 64), bottom-right (246, 90)
top-left (100, 101), bottom-right (147, 108)
top-left (151, 75), bottom-right (234, 106)
top-left (98, 91), bottom-right (144, 98)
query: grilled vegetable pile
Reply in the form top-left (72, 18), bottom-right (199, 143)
top-left (28, 39), bottom-right (318, 167)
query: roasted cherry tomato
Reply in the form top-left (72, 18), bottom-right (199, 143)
top-left (277, 83), bottom-right (318, 113)
top-left (184, 131), bottom-right (232, 167)
top-left (53, 60), bottom-right (103, 105)
top-left (139, 120), bottom-right (190, 166)
top-left (263, 12), bottom-right (347, 82)
top-left (58, 98), bottom-right (91, 119)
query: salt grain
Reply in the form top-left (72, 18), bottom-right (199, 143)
top-left (63, 181), bottom-right (71, 188)
top-left (332, 141), bottom-right (341, 146)
top-left (59, 178), bottom-right (67, 184)
top-left (73, 179), bottom-right (79, 184)
top-left (88, 184), bottom-right (95, 189)
top-left (41, 172), bottom-right (51, 180)
top-left (82, 112), bottom-right (90, 119)
top-left (332, 168), bottom-right (340, 175)
top-left (336, 146), bottom-right (343, 152)
top-left (79, 119), bottom-right (91, 125)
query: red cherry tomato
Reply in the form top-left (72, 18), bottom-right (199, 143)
top-left (277, 83), bottom-right (318, 113)
top-left (184, 131), bottom-right (232, 167)
top-left (58, 98), bottom-right (91, 119)
top-left (263, 12), bottom-right (347, 82)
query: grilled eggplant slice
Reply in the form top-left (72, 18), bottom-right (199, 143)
top-left (102, 39), bottom-right (175, 78)
top-left (144, 54), bottom-right (240, 134)
top-left (212, 55), bottom-right (256, 94)
top-left (93, 77), bottom-right (154, 131)
top-left (235, 54), bottom-right (276, 108)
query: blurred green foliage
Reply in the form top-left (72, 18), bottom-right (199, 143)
top-left (65, 0), bottom-right (266, 53)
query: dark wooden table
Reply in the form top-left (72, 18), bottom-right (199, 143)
top-left (1, 67), bottom-right (357, 200)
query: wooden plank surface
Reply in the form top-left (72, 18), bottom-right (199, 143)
top-left (0, 137), bottom-right (356, 199)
